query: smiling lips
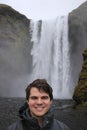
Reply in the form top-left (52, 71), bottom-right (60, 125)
top-left (35, 106), bottom-right (45, 110)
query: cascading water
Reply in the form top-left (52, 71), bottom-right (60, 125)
top-left (30, 15), bottom-right (73, 99)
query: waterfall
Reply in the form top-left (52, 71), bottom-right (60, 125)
top-left (30, 15), bottom-right (72, 99)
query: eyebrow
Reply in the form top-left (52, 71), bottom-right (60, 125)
top-left (29, 95), bottom-right (49, 99)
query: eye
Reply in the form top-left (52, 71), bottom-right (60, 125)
top-left (29, 96), bottom-right (38, 100)
top-left (42, 96), bottom-right (49, 100)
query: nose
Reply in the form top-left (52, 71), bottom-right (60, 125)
top-left (37, 98), bottom-right (43, 104)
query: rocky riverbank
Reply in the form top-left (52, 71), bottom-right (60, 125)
top-left (0, 98), bottom-right (87, 130)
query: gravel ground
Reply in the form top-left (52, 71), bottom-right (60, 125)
top-left (0, 98), bottom-right (87, 130)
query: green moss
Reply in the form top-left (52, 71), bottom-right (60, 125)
top-left (73, 83), bottom-right (87, 107)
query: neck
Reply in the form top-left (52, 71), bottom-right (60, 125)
top-left (38, 117), bottom-right (43, 126)
top-left (29, 111), bottom-right (43, 126)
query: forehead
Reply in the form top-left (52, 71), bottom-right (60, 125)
top-left (30, 87), bottom-right (49, 96)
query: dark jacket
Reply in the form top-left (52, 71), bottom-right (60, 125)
top-left (7, 102), bottom-right (70, 130)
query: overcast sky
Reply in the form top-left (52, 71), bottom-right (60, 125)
top-left (0, 0), bottom-right (86, 20)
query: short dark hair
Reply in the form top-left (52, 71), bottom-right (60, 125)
top-left (26, 79), bottom-right (53, 100)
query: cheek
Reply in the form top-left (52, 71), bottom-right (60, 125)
top-left (47, 100), bottom-right (52, 104)
top-left (45, 100), bottom-right (52, 107)
top-left (27, 100), bottom-right (35, 107)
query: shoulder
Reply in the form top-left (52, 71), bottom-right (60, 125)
top-left (53, 119), bottom-right (70, 130)
top-left (7, 120), bottom-right (23, 130)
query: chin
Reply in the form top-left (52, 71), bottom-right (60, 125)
top-left (35, 113), bottom-right (45, 117)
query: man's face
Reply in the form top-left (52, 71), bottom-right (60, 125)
top-left (27, 87), bottom-right (52, 117)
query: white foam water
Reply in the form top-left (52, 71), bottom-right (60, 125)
top-left (30, 15), bottom-right (72, 99)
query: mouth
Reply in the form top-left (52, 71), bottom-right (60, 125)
top-left (35, 106), bottom-right (45, 110)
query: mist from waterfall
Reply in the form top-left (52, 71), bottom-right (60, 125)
top-left (30, 15), bottom-right (73, 99)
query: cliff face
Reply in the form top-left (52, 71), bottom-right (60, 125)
top-left (68, 2), bottom-right (87, 108)
top-left (0, 4), bottom-right (32, 96)
top-left (68, 2), bottom-right (87, 91)
top-left (69, 2), bottom-right (87, 48)
top-left (0, 3), bottom-right (87, 99)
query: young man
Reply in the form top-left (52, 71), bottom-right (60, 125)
top-left (7, 79), bottom-right (70, 130)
